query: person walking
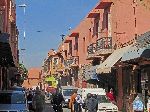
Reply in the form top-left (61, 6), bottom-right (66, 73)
top-left (69, 90), bottom-right (77, 112)
top-left (86, 94), bottom-right (98, 112)
top-left (84, 93), bottom-right (92, 112)
top-left (32, 87), bottom-right (45, 112)
top-left (51, 90), bottom-right (64, 112)
top-left (74, 93), bottom-right (83, 112)
top-left (27, 91), bottom-right (34, 111)
top-left (106, 88), bottom-right (116, 104)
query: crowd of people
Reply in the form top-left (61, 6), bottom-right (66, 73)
top-left (26, 87), bottom-right (116, 112)
top-left (26, 87), bottom-right (45, 112)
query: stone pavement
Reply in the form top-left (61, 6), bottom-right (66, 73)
top-left (43, 103), bottom-right (70, 112)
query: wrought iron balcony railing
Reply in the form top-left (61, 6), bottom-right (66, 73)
top-left (64, 56), bottom-right (79, 67)
top-left (96, 37), bottom-right (113, 55)
top-left (96, 37), bottom-right (112, 50)
top-left (87, 43), bottom-right (96, 54)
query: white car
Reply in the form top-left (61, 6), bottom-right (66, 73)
top-left (97, 95), bottom-right (118, 112)
top-left (61, 86), bottom-right (78, 108)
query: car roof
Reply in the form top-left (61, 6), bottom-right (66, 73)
top-left (0, 90), bottom-right (25, 94)
top-left (61, 86), bottom-right (78, 89)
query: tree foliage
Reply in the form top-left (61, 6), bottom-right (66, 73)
top-left (18, 63), bottom-right (28, 80)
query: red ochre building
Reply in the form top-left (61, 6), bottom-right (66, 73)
top-left (43, 0), bottom-right (150, 111)
top-left (0, 0), bottom-right (19, 90)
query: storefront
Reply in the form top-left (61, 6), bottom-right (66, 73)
top-left (121, 46), bottom-right (150, 111)
top-left (0, 33), bottom-right (15, 90)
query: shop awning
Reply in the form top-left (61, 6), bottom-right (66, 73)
top-left (122, 31), bottom-right (150, 61)
top-left (0, 33), bottom-right (15, 67)
top-left (122, 45), bottom-right (150, 61)
top-left (96, 45), bottom-right (132, 74)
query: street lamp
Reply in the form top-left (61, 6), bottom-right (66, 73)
top-left (18, 2), bottom-right (27, 64)
top-left (60, 34), bottom-right (65, 42)
top-left (18, 3), bottom-right (27, 39)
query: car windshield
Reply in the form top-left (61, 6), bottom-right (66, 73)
top-left (0, 93), bottom-right (26, 104)
top-left (97, 95), bottom-right (110, 103)
top-left (63, 89), bottom-right (75, 96)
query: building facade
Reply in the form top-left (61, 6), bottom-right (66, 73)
top-left (42, 0), bottom-right (150, 111)
top-left (0, 0), bottom-right (19, 90)
top-left (23, 68), bottom-right (42, 90)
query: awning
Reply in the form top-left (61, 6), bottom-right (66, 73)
top-left (96, 45), bottom-right (132, 74)
top-left (0, 33), bottom-right (15, 67)
top-left (122, 31), bottom-right (150, 61)
top-left (64, 36), bottom-right (72, 43)
top-left (122, 45), bottom-right (150, 61)
top-left (95, 0), bottom-right (113, 9)
top-left (87, 9), bottom-right (100, 18)
top-left (69, 32), bottom-right (79, 37)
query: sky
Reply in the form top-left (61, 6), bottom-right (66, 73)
top-left (16, 0), bottom-right (99, 69)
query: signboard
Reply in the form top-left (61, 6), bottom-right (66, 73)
top-left (133, 96), bottom-right (144, 111)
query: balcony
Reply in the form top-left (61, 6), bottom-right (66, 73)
top-left (55, 63), bottom-right (64, 73)
top-left (87, 43), bottom-right (99, 59)
top-left (64, 56), bottom-right (79, 67)
top-left (96, 37), bottom-right (114, 55)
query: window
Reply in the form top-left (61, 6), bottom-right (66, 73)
top-left (0, 93), bottom-right (26, 104)
top-left (69, 41), bottom-right (72, 55)
top-left (74, 36), bottom-right (78, 51)
top-left (96, 22), bottom-right (99, 36)
top-left (89, 28), bottom-right (92, 42)
top-left (83, 37), bottom-right (85, 52)
top-left (53, 58), bottom-right (58, 65)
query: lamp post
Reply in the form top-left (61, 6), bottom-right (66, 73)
top-left (18, 3), bottom-right (27, 40)
top-left (18, 2), bottom-right (27, 64)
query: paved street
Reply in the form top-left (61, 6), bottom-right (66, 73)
top-left (43, 103), bottom-right (70, 112)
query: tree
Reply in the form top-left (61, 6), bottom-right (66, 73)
top-left (18, 63), bottom-right (28, 85)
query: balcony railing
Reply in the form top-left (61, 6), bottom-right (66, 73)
top-left (96, 37), bottom-right (113, 55)
top-left (87, 43), bottom-right (96, 54)
top-left (64, 56), bottom-right (79, 67)
top-left (96, 37), bottom-right (112, 50)
top-left (71, 56), bottom-right (79, 66)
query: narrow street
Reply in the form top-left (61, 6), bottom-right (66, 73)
top-left (43, 103), bottom-right (70, 112)
top-left (0, 0), bottom-right (150, 112)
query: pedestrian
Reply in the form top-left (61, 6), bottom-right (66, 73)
top-left (106, 88), bottom-right (116, 104)
top-left (84, 93), bottom-right (91, 112)
top-left (92, 94), bottom-right (98, 111)
top-left (27, 91), bottom-right (34, 111)
top-left (86, 94), bottom-right (98, 112)
top-left (51, 89), bottom-right (64, 112)
top-left (74, 93), bottom-right (82, 112)
top-left (69, 90), bottom-right (77, 112)
top-left (32, 87), bottom-right (45, 112)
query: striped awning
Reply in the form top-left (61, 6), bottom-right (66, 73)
top-left (96, 45), bottom-right (132, 74)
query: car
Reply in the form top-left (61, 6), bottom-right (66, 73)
top-left (81, 88), bottom-right (118, 112)
top-left (61, 86), bottom-right (78, 108)
top-left (0, 90), bottom-right (29, 112)
top-left (10, 86), bottom-right (25, 91)
top-left (97, 95), bottom-right (118, 112)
